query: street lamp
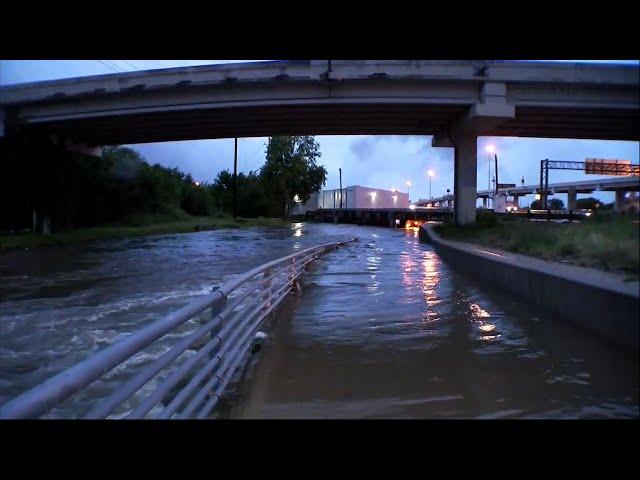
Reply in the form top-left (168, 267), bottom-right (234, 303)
top-left (427, 170), bottom-right (434, 199)
top-left (486, 145), bottom-right (494, 191)
top-left (486, 144), bottom-right (498, 193)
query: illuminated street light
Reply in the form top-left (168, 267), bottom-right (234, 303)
top-left (485, 145), bottom-right (499, 193)
top-left (427, 170), bottom-right (434, 198)
top-left (532, 193), bottom-right (542, 209)
top-left (486, 145), bottom-right (497, 191)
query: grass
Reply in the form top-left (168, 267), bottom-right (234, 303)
top-left (0, 212), bottom-right (290, 251)
top-left (434, 212), bottom-right (640, 277)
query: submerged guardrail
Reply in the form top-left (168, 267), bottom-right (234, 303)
top-left (0, 238), bottom-right (356, 419)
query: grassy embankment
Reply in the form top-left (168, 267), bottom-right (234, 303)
top-left (434, 212), bottom-right (640, 279)
top-left (0, 209), bottom-right (290, 251)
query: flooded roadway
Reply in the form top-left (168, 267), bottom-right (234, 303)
top-left (226, 224), bottom-right (639, 419)
top-left (0, 223), bottom-right (638, 418)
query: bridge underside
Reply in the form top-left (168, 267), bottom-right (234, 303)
top-left (490, 106), bottom-right (639, 142)
top-left (16, 104), bottom-right (640, 145)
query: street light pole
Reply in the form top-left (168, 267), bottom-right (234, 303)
top-left (339, 168), bottom-right (343, 209)
top-left (427, 170), bottom-right (434, 199)
top-left (485, 144), bottom-right (497, 205)
top-left (233, 137), bottom-right (238, 219)
top-left (494, 153), bottom-right (499, 194)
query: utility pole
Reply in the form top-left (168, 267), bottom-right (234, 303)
top-left (339, 168), bottom-right (343, 209)
top-left (233, 137), bottom-right (238, 219)
top-left (494, 153), bottom-right (499, 194)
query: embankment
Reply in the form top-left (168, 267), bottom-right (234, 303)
top-left (420, 224), bottom-right (639, 352)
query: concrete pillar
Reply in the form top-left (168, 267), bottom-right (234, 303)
top-left (482, 197), bottom-right (488, 208)
top-left (454, 135), bottom-right (477, 225)
top-left (513, 194), bottom-right (519, 208)
top-left (567, 188), bottom-right (577, 212)
top-left (615, 190), bottom-right (626, 211)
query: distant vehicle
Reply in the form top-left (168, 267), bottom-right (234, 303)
top-left (405, 219), bottom-right (423, 229)
top-left (505, 204), bottom-right (518, 213)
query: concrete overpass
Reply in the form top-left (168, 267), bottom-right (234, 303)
top-left (477, 176), bottom-right (640, 197)
top-left (420, 175), bottom-right (640, 211)
top-left (2, 60), bottom-right (638, 224)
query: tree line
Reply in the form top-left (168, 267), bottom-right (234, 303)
top-left (0, 135), bottom-right (327, 233)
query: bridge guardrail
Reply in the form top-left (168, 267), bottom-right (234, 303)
top-left (0, 238), bottom-right (356, 419)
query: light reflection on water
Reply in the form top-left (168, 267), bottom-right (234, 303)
top-left (228, 225), bottom-right (639, 419)
top-left (1, 222), bottom-right (638, 419)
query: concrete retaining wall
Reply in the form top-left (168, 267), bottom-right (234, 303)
top-left (420, 225), bottom-right (639, 352)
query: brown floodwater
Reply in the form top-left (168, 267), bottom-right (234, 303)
top-left (224, 224), bottom-right (639, 419)
top-left (0, 222), bottom-right (637, 418)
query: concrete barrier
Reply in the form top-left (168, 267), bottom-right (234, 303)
top-left (420, 225), bottom-right (639, 352)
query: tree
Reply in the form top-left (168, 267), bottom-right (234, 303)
top-left (530, 198), bottom-right (564, 210)
top-left (548, 198), bottom-right (564, 210)
top-left (576, 197), bottom-right (603, 210)
top-left (260, 136), bottom-right (327, 217)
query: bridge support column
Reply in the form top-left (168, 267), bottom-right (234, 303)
top-left (512, 194), bottom-right (519, 209)
top-left (432, 83), bottom-right (515, 226)
top-left (567, 188), bottom-right (577, 212)
top-left (615, 190), bottom-right (626, 212)
top-left (453, 135), bottom-right (478, 225)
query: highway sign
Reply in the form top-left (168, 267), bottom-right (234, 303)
top-left (497, 183), bottom-right (516, 188)
top-left (585, 158), bottom-right (637, 176)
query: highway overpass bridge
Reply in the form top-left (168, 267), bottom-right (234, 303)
top-left (420, 175), bottom-right (640, 210)
top-left (2, 60), bottom-right (638, 224)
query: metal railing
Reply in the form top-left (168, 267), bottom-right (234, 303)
top-left (0, 238), bottom-right (356, 419)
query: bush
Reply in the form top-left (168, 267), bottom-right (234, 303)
top-left (476, 210), bottom-right (499, 227)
